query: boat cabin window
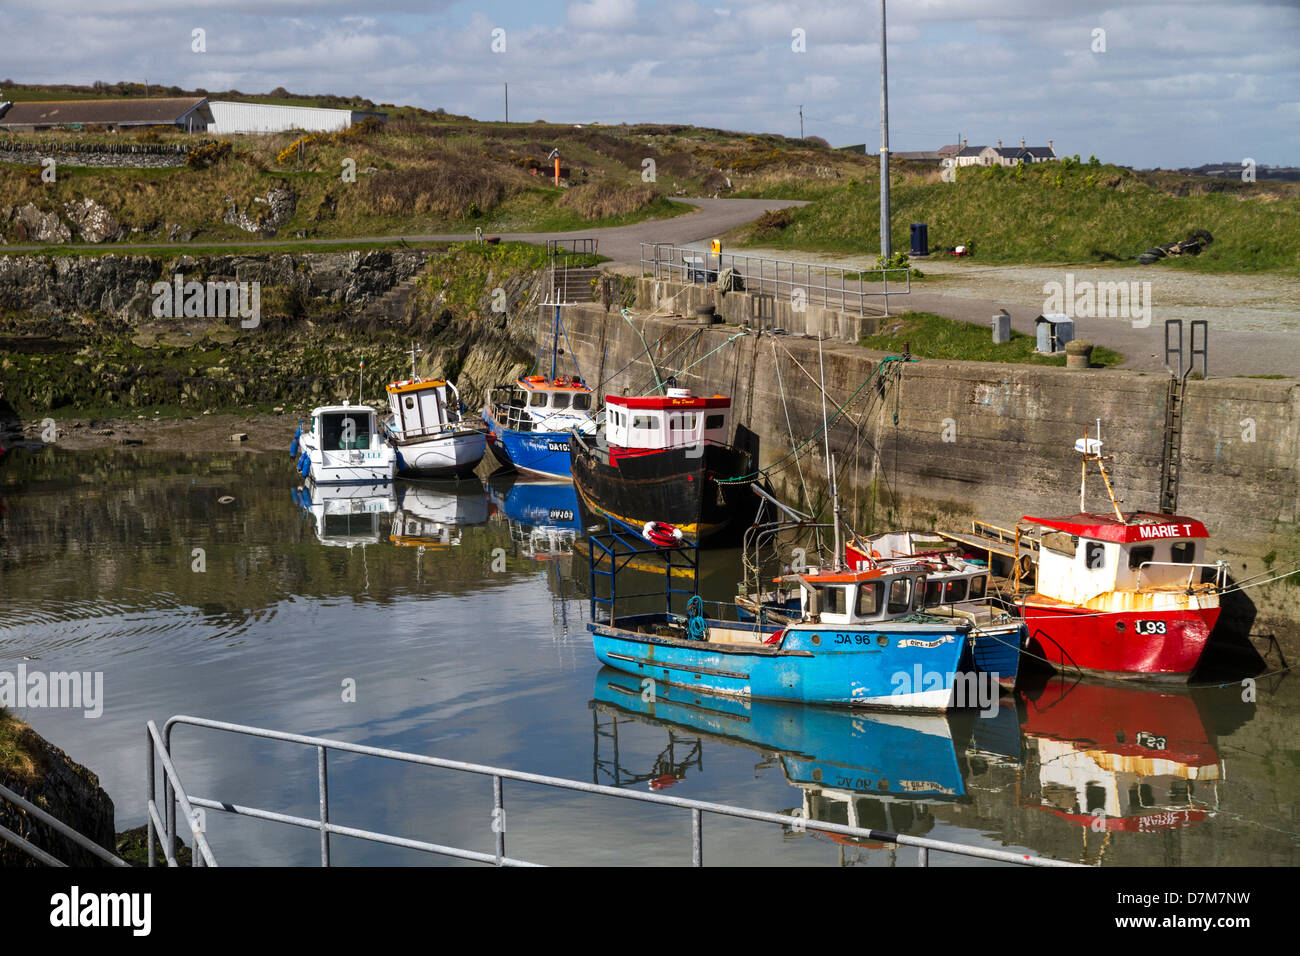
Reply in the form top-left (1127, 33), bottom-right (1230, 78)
top-left (819, 586), bottom-right (848, 616)
top-left (1084, 541), bottom-right (1106, 569)
top-left (632, 415), bottom-right (657, 430)
top-left (1042, 532), bottom-right (1077, 556)
top-left (968, 575), bottom-right (987, 600)
top-left (856, 581), bottom-right (882, 616)
top-left (551, 393), bottom-right (571, 410)
top-left (320, 412), bottom-right (371, 451)
top-left (1128, 545), bottom-right (1154, 570)
top-left (573, 393), bottom-right (591, 410)
top-left (705, 414), bottom-right (725, 430)
top-left (668, 413), bottom-right (698, 431)
top-left (945, 579), bottom-right (969, 603)
top-left (886, 578), bottom-right (912, 615)
top-left (529, 392), bottom-right (548, 408)
top-left (924, 580), bottom-right (943, 606)
top-left (404, 396), bottom-right (415, 410)
top-left (1171, 541), bottom-right (1195, 563)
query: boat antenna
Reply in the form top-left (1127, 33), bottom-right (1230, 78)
top-left (408, 343), bottom-right (423, 381)
top-left (358, 360), bottom-right (365, 406)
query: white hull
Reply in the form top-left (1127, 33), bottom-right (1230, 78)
top-left (393, 430), bottom-right (486, 479)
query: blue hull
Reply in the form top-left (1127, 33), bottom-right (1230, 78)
top-left (483, 413), bottom-right (574, 479)
top-left (593, 669), bottom-right (965, 799)
top-left (499, 479), bottom-right (582, 530)
top-left (589, 614), bottom-right (970, 710)
top-left (967, 622), bottom-right (1025, 688)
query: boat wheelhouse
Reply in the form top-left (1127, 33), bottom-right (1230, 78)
top-left (482, 375), bottom-right (596, 478)
top-left (1017, 430), bottom-right (1226, 681)
top-left (570, 387), bottom-right (756, 543)
top-left (849, 531), bottom-right (1024, 689)
top-left (382, 373), bottom-right (486, 480)
top-left (291, 402), bottom-right (396, 485)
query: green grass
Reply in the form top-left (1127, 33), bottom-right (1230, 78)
top-left (733, 163), bottom-right (1300, 275)
top-left (860, 311), bottom-right (1124, 366)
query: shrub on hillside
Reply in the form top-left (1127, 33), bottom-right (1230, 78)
top-left (367, 163), bottom-right (516, 218)
top-left (556, 181), bottom-right (657, 220)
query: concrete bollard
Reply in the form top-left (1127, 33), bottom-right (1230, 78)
top-left (992, 311), bottom-right (1011, 344)
top-left (1065, 339), bottom-right (1093, 369)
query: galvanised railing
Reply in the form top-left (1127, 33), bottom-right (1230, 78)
top-left (148, 714), bottom-right (1081, 867)
top-left (640, 243), bottom-right (910, 316)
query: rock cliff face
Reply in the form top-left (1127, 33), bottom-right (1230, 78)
top-left (0, 710), bottom-right (117, 867)
top-left (0, 246), bottom-right (550, 416)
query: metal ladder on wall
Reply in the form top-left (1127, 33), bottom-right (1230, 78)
top-left (1160, 319), bottom-right (1208, 514)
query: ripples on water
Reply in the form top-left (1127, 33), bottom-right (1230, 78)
top-left (0, 446), bottom-right (1296, 866)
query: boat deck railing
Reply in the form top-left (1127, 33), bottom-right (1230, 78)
top-left (587, 516), bottom-right (699, 623)
top-left (144, 714), bottom-right (1080, 867)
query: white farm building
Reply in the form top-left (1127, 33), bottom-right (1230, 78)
top-left (207, 101), bottom-right (386, 135)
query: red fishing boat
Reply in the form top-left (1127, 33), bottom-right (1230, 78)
top-left (1017, 428), bottom-right (1227, 681)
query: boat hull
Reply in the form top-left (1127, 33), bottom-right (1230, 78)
top-left (967, 622), bottom-right (1025, 689)
top-left (483, 415), bottom-right (575, 479)
top-left (589, 615), bottom-right (970, 710)
top-left (390, 429), bottom-right (486, 479)
top-left (570, 439), bottom-right (755, 542)
top-left (1021, 601), bottom-right (1218, 680)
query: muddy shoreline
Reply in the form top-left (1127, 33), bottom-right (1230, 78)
top-left (2, 410), bottom-right (312, 456)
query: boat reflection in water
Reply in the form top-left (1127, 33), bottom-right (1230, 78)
top-left (590, 667), bottom-right (989, 862)
top-left (1018, 675), bottom-right (1224, 837)
top-left (489, 476), bottom-right (582, 561)
top-left (292, 480), bottom-right (397, 548)
top-left (389, 480), bottom-right (491, 549)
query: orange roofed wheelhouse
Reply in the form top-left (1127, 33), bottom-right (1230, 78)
top-left (1017, 429), bottom-right (1227, 681)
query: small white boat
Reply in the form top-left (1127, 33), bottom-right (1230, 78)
top-left (383, 376), bottom-right (486, 480)
top-left (292, 402), bottom-right (396, 485)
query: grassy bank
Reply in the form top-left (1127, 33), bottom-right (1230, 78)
top-left (732, 161), bottom-right (1300, 274)
top-left (861, 311), bottom-right (1124, 366)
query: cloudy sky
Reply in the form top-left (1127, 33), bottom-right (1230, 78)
top-left (6, 0), bottom-right (1299, 167)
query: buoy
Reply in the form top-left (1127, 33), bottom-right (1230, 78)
top-left (642, 521), bottom-right (684, 547)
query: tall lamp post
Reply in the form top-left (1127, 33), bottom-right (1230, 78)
top-left (879, 0), bottom-right (891, 259)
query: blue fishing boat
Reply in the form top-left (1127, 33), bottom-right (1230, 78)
top-left (482, 305), bottom-right (595, 479)
top-left (587, 520), bottom-right (980, 711)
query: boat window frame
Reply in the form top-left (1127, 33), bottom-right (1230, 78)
top-left (886, 577), bottom-right (912, 615)
top-left (1128, 544), bottom-right (1155, 570)
top-left (1170, 541), bottom-right (1195, 564)
top-left (856, 580), bottom-right (883, 617)
top-left (968, 574), bottom-right (987, 600)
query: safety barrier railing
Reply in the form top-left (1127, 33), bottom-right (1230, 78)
top-left (640, 243), bottom-right (910, 316)
top-left (152, 714), bottom-right (1081, 867)
top-left (0, 781), bottom-right (129, 867)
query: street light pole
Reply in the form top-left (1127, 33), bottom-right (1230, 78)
top-left (879, 0), bottom-right (891, 259)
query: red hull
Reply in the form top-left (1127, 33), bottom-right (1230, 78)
top-left (1021, 602), bottom-right (1218, 680)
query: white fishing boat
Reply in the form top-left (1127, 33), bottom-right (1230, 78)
top-left (292, 401), bottom-right (396, 485)
top-left (382, 346), bottom-right (487, 479)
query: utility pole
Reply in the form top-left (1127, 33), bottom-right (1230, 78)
top-left (504, 83), bottom-right (509, 123)
top-left (879, 0), bottom-right (891, 259)
top-left (799, 104), bottom-right (804, 139)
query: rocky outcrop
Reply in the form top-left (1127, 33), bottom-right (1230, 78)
top-left (223, 185), bottom-right (298, 236)
top-left (12, 203), bottom-right (71, 243)
top-left (0, 710), bottom-right (117, 867)
top-left (64, 198), bottom-right (123, 243)
top-left (0, 249), bottom-right (432, 319)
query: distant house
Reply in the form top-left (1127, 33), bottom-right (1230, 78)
top-left (207, 101), bottom-right (387, 135)
top-left (0, 97), bottom-right (213, 132)
top-left (950, 137), bottom-right (1057, 167)
top-left (955, 141), bottom-right (987, 167)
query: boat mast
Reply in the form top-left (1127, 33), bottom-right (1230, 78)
top-left (407, 343), bottom-right (422, 381)
top-left (818, 334), bottom-right (842, 570)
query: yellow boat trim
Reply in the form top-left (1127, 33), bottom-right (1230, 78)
top-left (386, 379), bottom-right (447, 394)
top-left (574, 481), bottom-right (726, 539)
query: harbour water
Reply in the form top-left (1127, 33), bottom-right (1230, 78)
top-left (1, 447), bottom-right (1296, 866)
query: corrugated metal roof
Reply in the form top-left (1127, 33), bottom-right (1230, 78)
top-left (0, 97), bottom-right (210, 127)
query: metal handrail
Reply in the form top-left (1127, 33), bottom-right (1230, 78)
top-left (146, 720), bottom-right (219, 867)
top-left (0, 781), bottom-right (129, 867)
top-left (640, 243), bottom-right (911, 316)
top-left (157, 714), bottom-right (1079, 867)
top-left (1135, 560), bottom-right (1227, 591)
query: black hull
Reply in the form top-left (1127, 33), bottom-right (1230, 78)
top-left (569, 435), bottom-right (756, 543)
